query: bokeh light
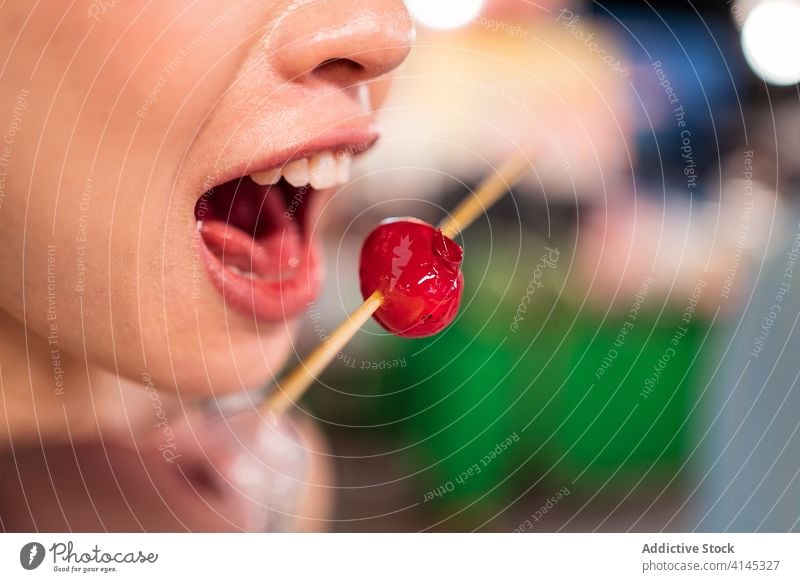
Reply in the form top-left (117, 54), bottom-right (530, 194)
top-left (404, 0), bottom-right (484, 30)
top-left (741, 0), bottom-right (800, 86)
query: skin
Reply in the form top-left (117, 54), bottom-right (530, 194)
top-left (0, 0), bottom-right (413, 531)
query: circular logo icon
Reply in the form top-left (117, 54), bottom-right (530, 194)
top-left (19, 542), bottom-right (46, 570)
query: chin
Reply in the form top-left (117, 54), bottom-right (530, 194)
top-left (110, 273), bottom-right (299, 398)
top-left (135, 331), bottom-right (294, 398)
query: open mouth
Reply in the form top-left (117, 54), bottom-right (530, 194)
top-left (195, 150), bottom-right (353, 322)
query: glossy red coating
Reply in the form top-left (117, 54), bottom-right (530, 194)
top-left (359, 218), bottom-right (464, 338)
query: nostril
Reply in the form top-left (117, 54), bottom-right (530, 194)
top-left (313, 57), bottom-right (366, 82)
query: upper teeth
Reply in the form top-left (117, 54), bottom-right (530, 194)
top-left (250, 151), bottom-right (352, 189)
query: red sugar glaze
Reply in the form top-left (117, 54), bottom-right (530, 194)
top-left (359, 218), bottom-right (464, 338)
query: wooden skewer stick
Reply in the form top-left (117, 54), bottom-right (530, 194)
top-left (262, 152), bottom-right (530, 416)
top-left (263, 289), bottom-right (384, 417)
top-left (438, 152), bottom-right (530, 239)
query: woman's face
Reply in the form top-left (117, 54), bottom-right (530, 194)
top-left (0, 0), bottom-right (413, 395)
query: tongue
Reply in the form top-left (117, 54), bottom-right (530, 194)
top-left (200, 185), bottom-right (303, 280)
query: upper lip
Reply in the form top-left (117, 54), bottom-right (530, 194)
top-left (202, 123), bottom-right (379, 192)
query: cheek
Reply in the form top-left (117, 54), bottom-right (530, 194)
top-left (0, 1), bottom-right (292, 395)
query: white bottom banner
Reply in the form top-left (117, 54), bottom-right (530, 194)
top-left (1, 533), bottom-right (798, 581)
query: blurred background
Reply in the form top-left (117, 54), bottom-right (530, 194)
top-left (290, 0), bottom-right (800, 531)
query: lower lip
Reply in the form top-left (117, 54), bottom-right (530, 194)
top-left (196, 178), bottom-right (325, 323)
top-left (199, 239), bottom-right (323, 323)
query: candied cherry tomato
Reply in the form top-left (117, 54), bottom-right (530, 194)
top-left (359, 218), bottom-right (464, 338)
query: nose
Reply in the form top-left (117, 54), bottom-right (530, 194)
top-left (270, 0), bottom-right (414, 86)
